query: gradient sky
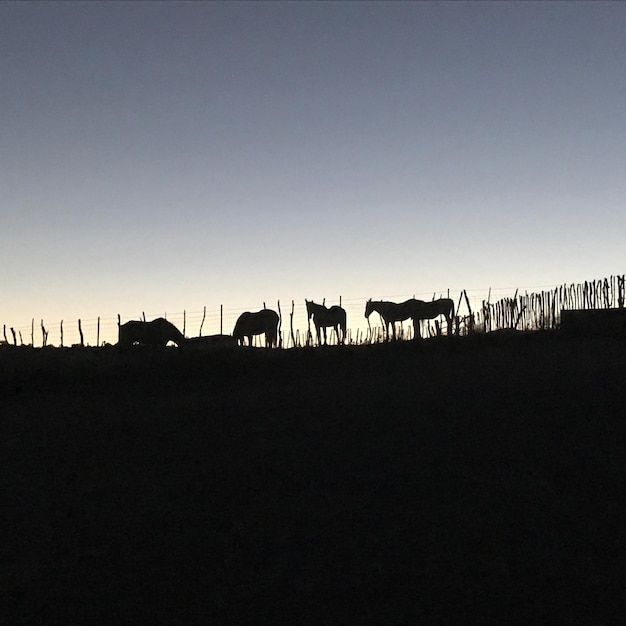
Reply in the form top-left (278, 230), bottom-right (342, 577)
top-left (2, 1), bottom-right (625, 344)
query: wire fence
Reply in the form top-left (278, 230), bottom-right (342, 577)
top-left (2, 274), bottom-right (624, 348)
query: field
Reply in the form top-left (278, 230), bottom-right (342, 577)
top-left (2, 332), bottom-right (626, 624)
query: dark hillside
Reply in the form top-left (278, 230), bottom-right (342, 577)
top-left (2, 333), bottom-right (626, 624)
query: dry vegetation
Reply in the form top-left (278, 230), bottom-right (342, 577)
top-left (2, 332), bottom-right (626, 623)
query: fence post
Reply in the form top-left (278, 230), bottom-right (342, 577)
top-left (60, 320), bottom-right (64, 347)
top-left (31, 319), bottom-right (34, 346)
top-left (200, 306), bottom-right (206, 337)
top-left (290, 300), bottom-right (295, 349)
top-left (97, 317), bottom-right (100, 347)
top-left (220, 305), bottom-right (223, 335)
top-left (78, 319), bottom-right (84, 346)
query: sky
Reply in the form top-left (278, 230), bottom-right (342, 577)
top-left (2, 1), bottom-right (625, 345)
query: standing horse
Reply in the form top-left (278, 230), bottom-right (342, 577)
top-left (233, 309), bottom-right (280, 347)
top-left (305, 300), bottom-right (347, 345)
top-left (365, 299), bottom-right (424, 341)
top-left (118, 318), bottom-right (186, 348)
top-left (413, 298), bottom-right (455, 338)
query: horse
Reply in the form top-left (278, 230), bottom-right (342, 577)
top-left (365, 298), bottom-right (424, 341)
top-left (305, 300), bottom-right (347, 345)
top-left (412, 298), bottom-right (455, 338)
top-left (118, 318), bottom-right (186, 349)
top-left (186, 334), bottom-right (238, 350)
top-left (233, 309), bottom-right (280, 347)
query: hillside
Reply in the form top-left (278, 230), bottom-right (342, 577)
top-left (2, 332), bottom-right (626, 623)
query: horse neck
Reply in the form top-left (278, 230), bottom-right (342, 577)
top-left (310, 302), bottom-right (327, 318)
top-left (372, 302), bottom-right (389, 316)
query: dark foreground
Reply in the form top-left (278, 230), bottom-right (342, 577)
top-left (2, 332), bottom-right (626, 624)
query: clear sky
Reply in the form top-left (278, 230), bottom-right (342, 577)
top-left (2, 1), bottom-right (625, 344)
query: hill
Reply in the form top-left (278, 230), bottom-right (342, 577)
top-left (2, 332), bottom-right (626, 623)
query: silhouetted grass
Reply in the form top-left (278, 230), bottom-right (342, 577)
top-left (2, 332), bottom-right (626, 623)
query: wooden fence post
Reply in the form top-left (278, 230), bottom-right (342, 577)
top-left (306, 300), bottom-right (312, 345)
top-left (97, 317), bottom-right (100, 347)
top-left (78, 319), bottom-right (84, 347)
top-left (199, 306), bottom-right (206, 337)
top-left (220, 305), bottom-right (223, 335)
top-left (41, 320), bottom-right (48, 347)
top-left (290, 300), bottom-right (295, 349)
top-left (60, 320), bottom-right (64, 347)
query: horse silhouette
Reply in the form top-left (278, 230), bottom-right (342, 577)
top-left (233, 309), bottom-right (280, 347)
top-left (365, 298), bottom-right (455, 340)
top-left (364, 298), bottom-right (424, 341)
top-left (413, 298), bottom-right (455, 338)
top-left (118, 318), bottom-right (186, 348)
top-left (305, 300), bottom-right (347, 345)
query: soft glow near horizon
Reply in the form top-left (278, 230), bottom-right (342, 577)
top-left (2, 2), bottom-right (625, 336)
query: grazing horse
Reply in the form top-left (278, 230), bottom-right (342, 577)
top-left (413, 298), bottom-right (455, 338)
top-left (365, 299), bottom-right (424, 341)
top-left (233, 309), bottom-right (280, 347)
top-left (118, 318), bottom-right (186, 348)
top-left (305, 300), bottom-right (347, 345)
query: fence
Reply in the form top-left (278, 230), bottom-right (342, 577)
top-left (2, 275), bottom-right (624, 349)
top-left (462, 275), bottom-right (626, 335)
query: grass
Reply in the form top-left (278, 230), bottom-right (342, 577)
top-left (2, 332), bottom-right (626, 624)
